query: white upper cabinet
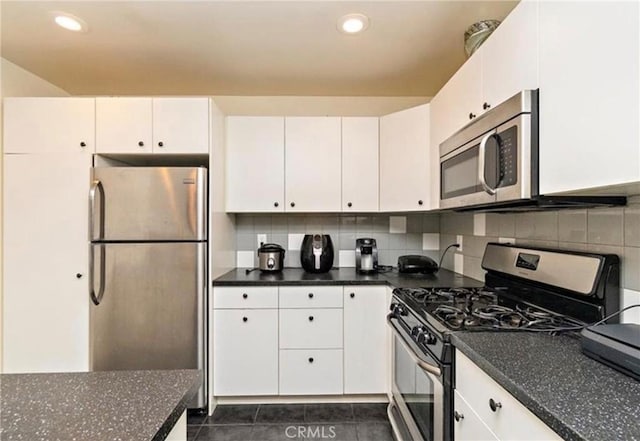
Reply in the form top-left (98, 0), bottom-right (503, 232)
top-left (380, 104), bottom-right (431, 211)
top-left (96, 97), bottom-right (209, 154)
top-left (481, 1), bottom-right (539, 111)
top-left (430, 54), bottom-right (483, 146)
top-left (538, 1), bottom-right (640, 194)
top-left (285, 117), bottom-right (342, 212)
top-left (3, 97), bottom-right (95, 154)
top-left (225, 116), bottom-right (285, 212)
top-left (342, 117), bottom-right (379, 212)
top-left (152, 98), bottom-right (209, 154)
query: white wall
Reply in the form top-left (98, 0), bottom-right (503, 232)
top-left (0, 57), bottom-right (69, 371)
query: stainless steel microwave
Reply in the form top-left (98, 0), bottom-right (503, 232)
top-left (439, 90), bottom-right (536, 210)
top-left (438, 90), bottom-right (625, 212)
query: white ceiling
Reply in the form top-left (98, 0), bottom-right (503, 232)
top-left (1, 1), bottom-right (517, 97)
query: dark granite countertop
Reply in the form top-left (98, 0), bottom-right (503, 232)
top-left (0, 369), bottom-right (201, 441)
top-left (451, 332), bottom-right (640, 441)
top-left (212, 267), bottom-right (484, 289)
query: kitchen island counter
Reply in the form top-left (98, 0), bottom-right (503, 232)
top-left (212, 267), bottom-right (483, 289)
top-left (451, 332), bottom-right (640, 441)
top-left (0, 369), bottom-right (201, 441)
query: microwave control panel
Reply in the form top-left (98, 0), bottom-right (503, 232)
top-left (497, 125), bottom-right (518, 188)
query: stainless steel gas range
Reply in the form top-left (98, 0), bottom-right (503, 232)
top-left (386, 243), bottom-right (620, 441)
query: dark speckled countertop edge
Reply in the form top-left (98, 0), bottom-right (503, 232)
top-left (152, 371), bottom-right (203, 441)
top-left (451, 335), bottom-right (583, 441)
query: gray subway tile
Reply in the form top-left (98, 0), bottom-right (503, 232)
top-left (515, 212), bottom-right (558, 241)
top-left (587, 207), bottom-right (624, 246)
top-left (406, 214), bottom-right (423, 233)
top-left (485, 214), bottom-right (502, 237)
top-left (422, 214), bottom-right (440, 233)
top-left (558, 241), bottom-right (589, 251)
top-left (339, 232), bottom-right (357, 250)
top-left (285, 250), bottom-right (301, 268)
top-left (236, 233), bottom-right (257, 251)
top-left (236, 215), bottom-right (254, 233)
top-left (406, 233), bottom-right (423, 250)
top-left (440, 213), bottom-right (474, 235)
top-left (624, 204), bottom-right (640, 247)
top-left (463, 255), bottom-right (485, 281)
top-left (372, 216), bottom-right (390, 233)
top-left (271, 215), bottom-right (288, 233)
top-left (389, 234), bottom-right (407, 250)
top-left (287, 215), bottom-right (306, 233)
top-left (373, 233), bottom-right (390, 250)
top-left (558, 209), bottom-right (587, 243)
top-left (463, 235), bottom-right (496, 259)
top-left (623, 247), bottom-right (640, 291)
top-left (254, 215), bottom-right (272, 233)
top-left (271, 234), bottom-right (288, 249)
top-left (340, 216), bottom-right (357, 233)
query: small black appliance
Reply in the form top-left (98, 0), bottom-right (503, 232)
top-left (300, 234), bottom-right (334, 273)
top-left (397, 255), bottom-right (439, 274)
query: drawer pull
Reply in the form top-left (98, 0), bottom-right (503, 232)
top-left (489, 398), bottom-right (502, 412)
top-left (350, 293), bottom-right (355, 298)
top-left (308, 293), bottom-right (314, 299)
top-left (242, 293), bottom-right (248, 299)
top-left (454, 411), bottom-right (464, 422)
top-left (308, 357), bottom-right (314, 363)
top-left (242, 317), bottom-right (248, 322)
top-left (308, 316), bottom-right (314, 322)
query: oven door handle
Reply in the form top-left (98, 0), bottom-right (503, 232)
top-left (387, 313), bottom-right (442, 377)
top-left (478, 131), bottom-right (497, 195)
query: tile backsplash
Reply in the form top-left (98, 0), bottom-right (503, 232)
top-left (438, 196), bottom-right (640, 324)
top-left (235, 213), bottom-right (440, 269)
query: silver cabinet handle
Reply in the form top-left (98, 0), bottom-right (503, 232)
top-left (478, 131), bottom-right (497, 195)
top-left (89, 180), bottom-right (105, 240)
top-left (387, 313), bottom-right (442, 376)
top-left (89, 244), bottom-right (106, 305)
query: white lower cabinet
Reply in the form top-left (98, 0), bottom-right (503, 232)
top-left (455, 351), bottom-right (561, 441)
top-left (454, 391), bottom-right (498, 441)
top-left (213, 309), bottom-right (278, 396)
top-left (212, 284), bottom-right (387, 397)
top-left (279, 349), bottom-right (344, 395)
top-left (279, 309), bottom-right (343, 349)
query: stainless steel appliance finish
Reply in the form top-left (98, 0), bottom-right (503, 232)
top-left (438, 90), bottom-right (626, 212)
top-left (355, 238), bottom-right (378, 274)
top-left (257, 243), bottom-right (285, 272)
top-left (89, 167), bottom-right (208, 409)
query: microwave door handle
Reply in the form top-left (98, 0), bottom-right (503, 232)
top-left (478, 132), bottom-right (497, 195)
top-left (387, 314), bottom-right (442, 377)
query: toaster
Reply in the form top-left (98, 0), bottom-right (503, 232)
top-left (398, 255), bottom-right (439, 274)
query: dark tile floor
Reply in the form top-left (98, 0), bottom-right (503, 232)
top-left (187, 403), bottom-right (394, 441)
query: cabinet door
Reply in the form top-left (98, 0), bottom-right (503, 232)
top-left (481, 1), bottom-right (538, 110)
top-left (96, 97), bottom-right (152, 153)
top-left (342, 117), bottom-right (379, 212)
top-left (213, 309), bottom-right (278, 395)
top-left (343, 286), bottom-right (388, 394)
top-left (3, 97), bottom-right (95, 154)
top-left (152, 98), bottom-right (209, 154)
top-left (225, 116), bottom-right (285, 212)
top-left (3, 153), bottom-right (91, 373)
top-left (539, 1), bottom-right (640, 193)
top-left (454, 391), bottom-right (498, 441)
top-left (431, 53), bottom-right (482, 143)
top-left (379, 104), bottom-right (431, 211)
top-left (285, 117), bottom-right (341, 212)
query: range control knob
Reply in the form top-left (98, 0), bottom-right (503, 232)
top-left (417, 330), bottom-right (438, 345)
top-left (389, 303), bottom-right (408, 316)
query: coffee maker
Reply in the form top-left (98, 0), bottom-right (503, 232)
top-left (355, 238), bottom-right (378, 274)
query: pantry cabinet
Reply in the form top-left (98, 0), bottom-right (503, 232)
top-left (3, 153), bottom-right (91, 373)
top-left (342, 117), bottom-right (379, 212)
top-left (380, 104), bottom-right (432, 211)
top-left (285, 117), bottom-right (342, 212)
top-left (343, 286), bottom-right (388, 394)
top-left (96, 97), bottom-right (209, 154)
top-left (538, 1), bottom-right (640, 194)
top-left (225, 116), bottom-right (285, 212)
top-left (455, 351), bottom-right (561, 441)
top-left (3, 97), bottom-right (95, 154)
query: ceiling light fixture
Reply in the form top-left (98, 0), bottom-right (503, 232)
top-left (338, 13), bottom-right (369, 35)
top-left (53, 13), bottom-right (87, 32)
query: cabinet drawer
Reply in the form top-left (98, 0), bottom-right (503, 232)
top-left (456, 351), bottom-right (561, 441)
top-left (279, 349), bottom-right (343, 395)
top-left (279, 286), bottom-right (343, 308)
top-left (213, 286), bottom-right (278, 309)
top-left (454, 391), bottom-right (498, 441)
top-left (279, 309), bottom-right (343, 349)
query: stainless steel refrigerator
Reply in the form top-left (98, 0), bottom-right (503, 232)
top-left (89, 167), bottom-right (207, 408)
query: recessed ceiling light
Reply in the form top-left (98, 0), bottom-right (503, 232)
top-left (53, 13), bottom-right (87, 32)
top-left (338, 13), bottom-right (369, 35)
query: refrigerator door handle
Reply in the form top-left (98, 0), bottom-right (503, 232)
top-left (89, 179), bottom-right (105, 241)
top-left (89, 244), bottom-right (106, 306)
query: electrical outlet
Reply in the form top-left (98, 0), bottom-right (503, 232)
top-left (257, 234), bottom-right (267, 247)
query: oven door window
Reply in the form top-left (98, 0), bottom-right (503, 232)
top-left (394, 335), bottom-right (443, 441)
